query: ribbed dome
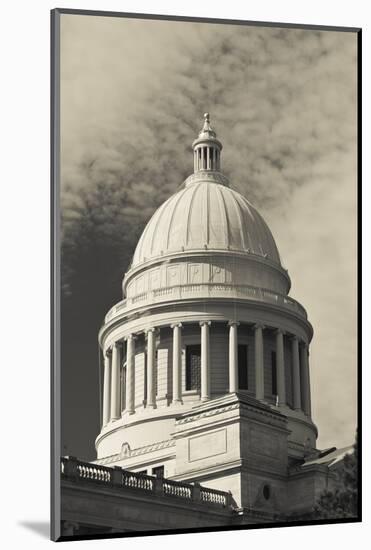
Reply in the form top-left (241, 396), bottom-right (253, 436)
top-left (132, 181), bottom-right (281, 267)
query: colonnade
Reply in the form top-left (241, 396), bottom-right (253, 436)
top-left (101, 322), bottom-right (311, 427)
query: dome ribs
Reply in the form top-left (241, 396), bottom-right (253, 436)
top-left (233, 192), bottom-right (254, 253)
top-left (131, 184), bottom-right (282, 268)
top-left (166, 187), bottom-right (188, 251)
top-left (148, 197), bottom-right (172, 258)
top-left (215, 184), bottom-right (230, 249)
top-left (230, 189), bottom-right (247, 251)
top-left (134, 202), bottom-right (164, 264)
top-left (185, 182), bottom-right (202, 248)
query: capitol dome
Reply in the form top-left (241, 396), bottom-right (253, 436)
top-left (123, 113), bottom-right (291, 300)
top-left (97, 114), bottom-right (316, 496)
top-left (132, 179), bottom-right (281, 268)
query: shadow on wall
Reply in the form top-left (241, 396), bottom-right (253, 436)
top-left (17, 521), bottom-right (50, 539)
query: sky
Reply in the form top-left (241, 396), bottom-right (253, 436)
top-left (60, 13), bottom-right (357, 460)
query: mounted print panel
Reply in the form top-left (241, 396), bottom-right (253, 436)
top-left (51, 8), bottom-right (360, 542)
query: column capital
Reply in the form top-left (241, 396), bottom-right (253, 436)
top-left (124, 333), bottom-right (137, 342)
top-left (112, 340), bottom-right (122, 349)
top-left (253, 323), bottom-right (265, 330)
top-left (104, 348), bottom-right (112, 358)
top-left (228, 321), bottom-right (240, 327)
top-left (171, 323), bottom-right (183, 329)
top-left (145, 327), bottom-right (156, 335)
top-left (199, 320), bottom-right (211, 327)
top-left (289, 334), bottom-right (299, 343)
top-left (274, 328), bottom-right (286, 336)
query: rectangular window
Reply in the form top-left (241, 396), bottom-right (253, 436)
top-left (155, 349), bottom-right (158, 396)
top-left (152, 465), bottom-right (164, 478)
top-left (271, 351), bottom-right (277, 396)
top-left (186, 345), bottom-right (201, 391)
top-left (238, 344), bottom-right (248, 390)
top-left (143, 351), bottom-right (147, 404)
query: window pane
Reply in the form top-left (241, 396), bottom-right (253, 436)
top-left (271, 351), bottom-right (277, 396)
top-left (186, 345), bottom-right (201, 391)
top-left (238, 345), bottom-right (248, 390)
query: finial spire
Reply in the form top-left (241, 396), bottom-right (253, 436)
top-left (198, 112), bottom-right (216, 139)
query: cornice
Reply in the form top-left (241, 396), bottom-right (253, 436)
top-left (98, 294), bottom-right (313, 347)
top-left (175, 394), bottom-right (288, 428)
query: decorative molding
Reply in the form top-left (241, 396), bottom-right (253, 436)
top-left (183, 171), bottom-right (230, 188)
top-left (95, 439), bottom-right (176, 465)
top-left (99, 297), bottom-right (312, 352)
top-left (175, 400), bottom-right (286, 427)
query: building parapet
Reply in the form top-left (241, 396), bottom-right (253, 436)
top-left (61, 456), bottom-right (233, 509)
top-left (104, 283), bottom-right (307, 323)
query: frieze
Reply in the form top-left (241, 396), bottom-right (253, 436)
top-left (175, 400), bottom-right (287, 427)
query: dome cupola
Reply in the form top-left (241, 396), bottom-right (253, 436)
top-left (191, 112), bottom-right (223, 174)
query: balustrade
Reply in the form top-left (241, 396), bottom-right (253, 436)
top-left (61, 457), bottom-right (231, 507)
top-left (104, 282), bottom-right (308, 323)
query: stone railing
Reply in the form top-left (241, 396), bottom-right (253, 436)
top-left (61, 457), bottom-right (232, 508)
top-left (61, 456), bottom-right (112, 483)
top-left (163, 478), bottom-right (193, 499)
top-left (104, 282), bottom-right (307, 323)
top-left (200, 486), bottom-right (230, 506)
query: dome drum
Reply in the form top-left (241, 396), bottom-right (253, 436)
top-left (96, 319), bottom-right (317, 461)
top-left (123, 252), bottom-right (291, 302)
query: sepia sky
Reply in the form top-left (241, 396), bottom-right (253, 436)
top-left (60, 14), bottom-right (357, 459)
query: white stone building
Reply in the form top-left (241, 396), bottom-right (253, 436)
top-left (91, 114), bottom-right (342, 518)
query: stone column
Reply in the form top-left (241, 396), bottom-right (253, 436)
top-left (275, 329), bottom-right (286, 407)
top-left (228, 321), bottom-right (239, 393)
top-left (102, 350), bottom-right (111, 426)
top-left (201, 147), bottom-right (205, 169)
top-left (291, 336), bottom-right (302, 410)
top-left (110, 342), bottom-right (121, 421)
top-left (254, 324), bottom-right (265, 400)
top-left (146, 328), bottom-right (156, 408)
top-left (300, 343), bottom-right (312, 417)
top-left (171, 323), bottom-right (183, 404)
top-left (125, 335), bottom-right (135, 414)
top-left (200, 321), bottom-right (211, 401)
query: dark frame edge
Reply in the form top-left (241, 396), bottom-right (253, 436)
top-left (51, 7), bottom-right (62, 543)
top-left (53, 7), bottom-right (361, 33)
top-left (356, 27), bottom-right (362, 523)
